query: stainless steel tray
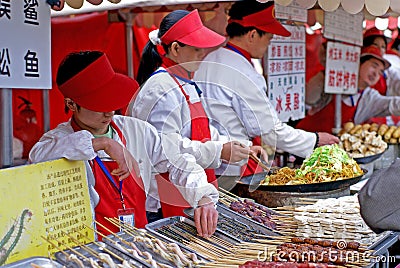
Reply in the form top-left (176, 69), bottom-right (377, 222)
top-left (105, 230), bottom-right (208, 267)
top-left (368, 231), bottom-right (395, 250)
top-left (2, 257), bottom-right (63, 268)
top-left (145, 216), bottom-right (240, 260)
top-left (54, 241), bottom-right (147, 267)
top-left (217, 203), bottom-right (281, 237)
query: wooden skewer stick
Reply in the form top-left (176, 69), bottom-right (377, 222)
top-left (77, 230), bottom-right (124, 263)
top-left (90, 221), bottom-right (131, 247)
top-left (61, 230), bottom-right (100, 259)
top-left (40, 235), bottom-right (69, 258)
top-left (249, 154), bottom-right (269, 171)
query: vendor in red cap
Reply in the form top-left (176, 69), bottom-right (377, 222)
top-left (29, 51), bottom-right (220, 239)
top-left (194, 0), bottom-right (338, 181)
top-left (297, 46), bottom-right (400, 132)
top-left (129, 10), bottom-right (266, 222)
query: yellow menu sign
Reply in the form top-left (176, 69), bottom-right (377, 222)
top-left (0, 159), bottom-right (94, 265)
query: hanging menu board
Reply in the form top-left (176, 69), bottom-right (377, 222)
top-left (265, 25), bottom-right (306, 122)
top-left (324, 41), bottom-right (360, 94)
top-left (0, 0), bottom-right (51, 88)
top-left (275, 1), bottom-right (308, 23)
top-left (324, 6), bottom-right (363, 46)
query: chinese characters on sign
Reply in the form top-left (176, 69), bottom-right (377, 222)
top-left (324, 42), bottom-right (360, 95)
top-left (0, 159), bottom-right (93, 264)
top-left (324, 6), bottom-right (363, 46)
top-left (0, 0), bottom-right (51, 88)
top-left (265, 25), bottom-right (306, 122)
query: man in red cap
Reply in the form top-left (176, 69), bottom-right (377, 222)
top-left (195, 0), bottom-right (338, 180)
top-left (297, 46), bottom-right (400, 132)
top-left (29, 51), bottom-right (219, 239)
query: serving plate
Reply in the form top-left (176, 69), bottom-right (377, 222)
top-left (237, 169), bottom-right (366, 193)
top-left (353, 151), bottom-right (385, 164)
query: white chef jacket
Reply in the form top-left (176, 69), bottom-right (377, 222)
top-left (129, 68), bottom-right (248, 211)
top-left (194, 47), bottom-right (316, 175)
top-left (29, 115), bottom-right (218, 214)
top-left (344, 87), bottom-right (400, 124)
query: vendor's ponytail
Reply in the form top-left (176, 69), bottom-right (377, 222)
top-left (136, 10), bottom-right (189, 85)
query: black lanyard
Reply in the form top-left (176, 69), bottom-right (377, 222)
top-left (94, 156), bottom-right (126, 210)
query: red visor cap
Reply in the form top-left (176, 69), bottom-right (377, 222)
top-left (229, 5), bottom-right (290, 37)
top-left (58, 54), bottom-right (139, 112)
top-left (361, 46), bottom-right (391, 70)
top-left (160, 9), bottom-right (226, 48)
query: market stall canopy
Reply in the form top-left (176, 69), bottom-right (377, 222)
top-left (51, 0), bottom-right (237, 16)
top-left (51, 0), bottom-right (400, 17)
top-left (275, 0), bottom-right (400, 17)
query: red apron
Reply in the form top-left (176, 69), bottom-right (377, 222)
top-left (71, 119), bottom-right (147, 238)
top-left (157, 73), bottom-right (218, 218)
top-left (241, 136), bottom-right (263, 177)
top-left (296, 95), bottom-right (358, 133)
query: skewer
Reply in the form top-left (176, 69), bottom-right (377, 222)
top-left (249, 154), bottom-right (270, 171)
top-left (90, 221), bottom-right (131, 247)
top-left (61, 231), bottom-right (100, 259)
top-left (40, 235), bottom-right (69, 258)
top-left (77, 230), bottom-right (125, 263)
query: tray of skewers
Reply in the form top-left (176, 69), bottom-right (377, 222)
top-left (145, 216), bottom-right (241, 262)
top-left (184, 202), bottom-right (279, 242)
top-left (104, 225), bottom-right (208, 267)
top-left (54, 240), bottom-right (148, 268)
top-left (218, 189), bottom-right (281, 231)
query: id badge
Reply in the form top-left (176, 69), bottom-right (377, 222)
top-left (117, 208), bottom-right (135, 232)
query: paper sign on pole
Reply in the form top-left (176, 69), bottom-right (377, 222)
top-left (0, 0), bottom-right (51, 89)
top-left (0, 159), bottom-right (94, 265)
top-left (324, 41), bottom-right (360, 94)
top-left (265, 25), bottom-right (306, 122)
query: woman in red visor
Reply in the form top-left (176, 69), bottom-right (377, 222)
top-left (128, 10), bottom-right (266, 224)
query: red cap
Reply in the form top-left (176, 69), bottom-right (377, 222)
top-left (361, 46), bottom-right (391, 70)
top-left (160, 10), bottom-right (226, 48)
top-left (364, 27), bottom-right (384, 40)
top-left (228, 4), bottom-right (290, 37)
top-left (58, 54), bottom-right (139, 112)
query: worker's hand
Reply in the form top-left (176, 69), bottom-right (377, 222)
top-left (249, 145), bottom-right (269, 164)
top-left (92, 137), bottom-right (140, 180)
top-left (317, 132), bottom-right (340, 147)
top-left (194, 197), bottom-right (218, 238)
top-left (221, 141), bottom-right (251, 163)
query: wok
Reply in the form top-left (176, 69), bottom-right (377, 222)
top-left (353, 151), bottom-right (384, 164)
top-left (237, 169), bottom-right (366, 193)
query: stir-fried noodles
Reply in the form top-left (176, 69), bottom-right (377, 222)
top-left (261, 145), bottom-right (363, 186)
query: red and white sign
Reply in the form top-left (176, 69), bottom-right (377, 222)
top-left (265, 25), bottom-right (306, 122)
top-left (324, 42), bottom-right (360, 94)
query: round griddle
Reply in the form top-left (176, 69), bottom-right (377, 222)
top-left (237, 169), bottom-right (366, 193)
top-left (353, 151), bottom-right (384, 164)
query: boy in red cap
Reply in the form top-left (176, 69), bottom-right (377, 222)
top-left (129, 10), bottom-right (266, 221)
top-left (194, 0), bottom-right (338, 180)
top-left (29, 51), bottom-right (219, 239)
top-left (297, 46), bottom-right (400, 132)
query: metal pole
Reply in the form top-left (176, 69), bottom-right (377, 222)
top-left (0, 88), bottom-right (13, 168)
top-left (42, 89), bottom-right (50, 132)
top-left (125, 11), bottom-right (134, 78)
top-left (333, 94), bottom-right (342, 135)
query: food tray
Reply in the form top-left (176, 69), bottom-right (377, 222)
top-left (217, 202), bottom-right (280, 236)
top-left (238, 169), bottom-right (366, 192)
top-left (368, 231), bottom-right (394, 250)
top-left (2, 257), bottom-right (63, 268)
top-left (353, 151), bottom-right (384, 164)
top-left (183, 203), bottom-right (280, 240)
top-left (54, 241), bottom-right (147, 267)
top-left (145, 216), bottom-right (241, 259)
top-left (105, 230), bottom-right (208, 267)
